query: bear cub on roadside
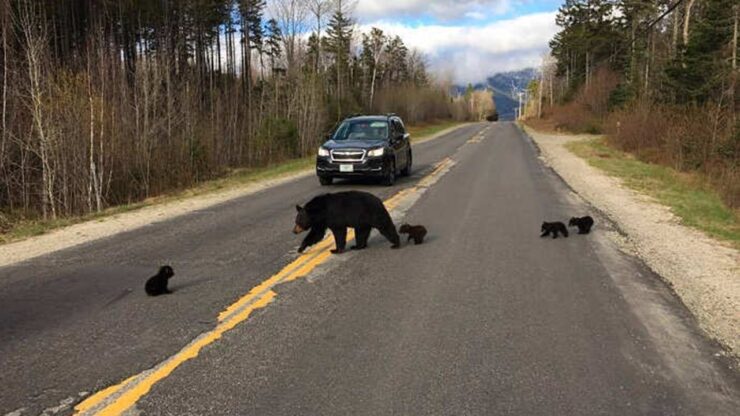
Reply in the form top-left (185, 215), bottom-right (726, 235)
top-left (569, 216), bottom-right (594, 234)
top-left (294, 191), bottom-right (400, 254)
top-left (399, 224), bottom-right (427, 245)
top-left (540, 222), bottom-right (569, 239)
top-left (145, 265), bottom-right (175, 296)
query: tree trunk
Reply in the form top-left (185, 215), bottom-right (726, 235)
top-left (1, 0), bottom-right (8, 174)
top-left (683, 0), bottom-right (696, 46)
top-left (672, 5), bottom-right (680, 55)
top-left (369, 61), bottom-right (377, 108)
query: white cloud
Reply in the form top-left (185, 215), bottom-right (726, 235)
top-left (355, 0), bottom-right (513, 21)
top-left (359, 12), bottom-right (557, 84)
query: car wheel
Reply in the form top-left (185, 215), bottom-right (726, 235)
top-left (400, 150), bottom-right (412, 176)
top-left (383, 160), bottom-right (396, 186)
top-left (319, 176), bottom-right (333, 186)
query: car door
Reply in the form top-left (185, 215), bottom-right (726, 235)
top-left (390, 118), bottom-right (407, 168)
top-left (394, 118), bottom-right (410, 166)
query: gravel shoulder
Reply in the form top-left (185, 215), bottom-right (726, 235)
top-left (0, 123), bottom-right (470, 268)
top-left (524, 126), bottom-right (740, 358)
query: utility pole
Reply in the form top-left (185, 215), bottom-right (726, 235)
top-left (517, 91), bottom-right (525, 120)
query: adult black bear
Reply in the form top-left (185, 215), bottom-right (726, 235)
top-left (294, 191), bottom-right (401, 254)
top-left (145, 265), bottom-right (175, 296)
top-left (399, 224), bottom-right (427, 245)
top-left (540, 221), bottom-right (569, 239)
top-left (569, 216), bottom-right (594, 234)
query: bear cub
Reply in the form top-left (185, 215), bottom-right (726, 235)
top-left (569, 216), bottom-right (594, 234)
top-left (294, 191), bottom-right (401, 254)
top-left (399, 224), bottom-right (427, 245)
top-left (540, 222), bottom-right (569, 239)
top-left (145, 265), bottom-right (175, 296)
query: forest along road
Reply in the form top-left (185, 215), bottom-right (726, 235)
top-left (1, 123), bottom-right (739, 416)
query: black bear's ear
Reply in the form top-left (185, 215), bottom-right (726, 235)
top-left (295, 205), bottom-right (302, 212)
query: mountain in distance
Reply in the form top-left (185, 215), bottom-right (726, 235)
top-left (487, 68), bottom-right (537, 121)
top-left (451, 68), bottom-right (537, 121)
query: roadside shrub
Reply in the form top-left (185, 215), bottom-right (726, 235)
top-left (606, 101), bottom-right (739, 208)
top-left (548, 67), bottom-right (620, 134)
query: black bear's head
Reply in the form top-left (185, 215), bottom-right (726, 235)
top-left (159, 265), bottom-right (174, 279)
top-left (541, 222), bottom-right (548, 232)
top-left (568, 217), bottom-right (577, 226)
top-left (294, 205), bottom-right (311, 234)
top-left (398, 224), bottom-right (411, 233)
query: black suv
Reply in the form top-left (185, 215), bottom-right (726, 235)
top-left (316, 115), bottom-right (412, 186)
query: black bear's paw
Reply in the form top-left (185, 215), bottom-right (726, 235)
top-left (331, 248), bottom-right (345, 254)
top-left (351, 245), bottom-right (367, 250)
top-left (391, 244), bottom-right (400, 249)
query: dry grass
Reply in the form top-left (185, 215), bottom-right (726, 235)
top-left (567, 137), bottom-right (740, 248)
top-left (407, 120), bottom-right (465, 141)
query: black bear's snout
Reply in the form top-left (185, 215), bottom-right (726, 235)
top-left (293, 224), bottom-right (305, 234)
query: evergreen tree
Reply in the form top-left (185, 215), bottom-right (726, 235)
top-left (665, 0), bottom-right (737, 103)
top-left (325, 2), bottom-right (354, 118)
top-left (265, 18), bottom-right (283, 71)
top-left (550, 0), bottom-right (623, 87)
top-left (385, 36), bottom-right (409, 84)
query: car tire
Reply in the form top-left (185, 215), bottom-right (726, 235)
top-left (400, 150), bottom-right (412, 176)
top-left (383, 160), bottom-right (396, 186)
top-left (319, 176), bottom-right (333, 186)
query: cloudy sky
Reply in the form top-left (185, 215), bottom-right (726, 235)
top-left (352, 0), bottom-right (561, 84)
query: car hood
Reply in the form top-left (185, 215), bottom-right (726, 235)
top-left (322, 139), bottom-right (386, 150)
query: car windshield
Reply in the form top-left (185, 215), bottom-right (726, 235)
top-left (332, 119), bottom-right (388, 141)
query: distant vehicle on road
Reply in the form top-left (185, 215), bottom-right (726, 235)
top-left (316, 114), bottom-right (412, 186)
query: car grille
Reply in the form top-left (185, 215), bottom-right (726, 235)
top-left (331, 149), bottom-right (366, 163)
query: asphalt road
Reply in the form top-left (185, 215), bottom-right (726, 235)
top-left (1, 123), bottom-right (738, 415)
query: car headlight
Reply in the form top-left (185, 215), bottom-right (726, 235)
top-left (318, 147), bottom-right (330, 157)
top-left (368, 148), bottom-right (384, 157)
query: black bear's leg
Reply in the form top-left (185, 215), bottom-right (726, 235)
top-left (299, 226), bottom-right (327, 253)
top-left (552, 230), bottom-right (559, 239)
top-left (413, 236), bottom-right (422, 245)
top-left (562, 228), bottom-right (569, 238)
top-left (407, 235), bottom-right (412, 242)
top-left (541, 230), bottom-right (550, 238)
top-left (352, 226), bottom-right (371, 250)
top-left (330, 227), bottom-right (347, 254)
top-left (379, 226), bottom-right (400, 249)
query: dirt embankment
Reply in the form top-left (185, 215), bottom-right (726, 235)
top-left (525, 127), bottom-right (740, 357)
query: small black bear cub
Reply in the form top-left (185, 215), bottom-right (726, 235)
top-left (145, 265), bottom-right (175, 296)
top-left (541, 222), bottom-right (569, 239)
top-left (399, 224), bottom-right (427, 245)
top-left (294, 191), bottom-right (400, 254)
top-left (569, 216), bottom-right (594, 234)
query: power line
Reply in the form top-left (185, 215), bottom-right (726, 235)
top-left (646, 0), bottom-right (686, 31)
top-left (601, 0), bottom-right (687, 68)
